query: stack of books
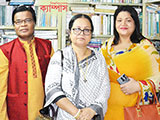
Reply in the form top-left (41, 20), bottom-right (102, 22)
top-left (9, 0), bottom-right (35, 6)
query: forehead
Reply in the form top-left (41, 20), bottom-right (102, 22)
top-left (117, 11), bottom-right (132, 19)
top-left (73, 17), bottom-right (91, 27)
top-left (14, 11), bottom-right (33, 20)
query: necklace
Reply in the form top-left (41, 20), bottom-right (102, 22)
top-left (79, 57), bottom-right (88, 83)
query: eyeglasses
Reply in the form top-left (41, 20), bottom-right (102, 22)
top-left (72, 28), bottom-right (92, 35)
top-left (14, 18), bottom-right (33, 25)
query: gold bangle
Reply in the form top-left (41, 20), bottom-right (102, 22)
top-left (74, 109), bottom-right (81, 119)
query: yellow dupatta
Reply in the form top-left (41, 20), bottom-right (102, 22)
top-left (101, 38), bottom-right (160, 120)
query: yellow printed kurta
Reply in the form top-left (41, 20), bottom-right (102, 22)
top-left (0, 39), bottom-right (54, 120)
top-left (101, 38), bottom-right (160, 120)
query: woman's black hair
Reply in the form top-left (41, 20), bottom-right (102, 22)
top-left (69, 14), bottom-right (94, 33)
top-left (113, 6), bottom-right (145, 45)
top-left (12, 5), bottom-right (36, 25)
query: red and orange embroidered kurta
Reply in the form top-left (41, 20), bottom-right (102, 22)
top-left (0, 37), bottom-right (54, 120)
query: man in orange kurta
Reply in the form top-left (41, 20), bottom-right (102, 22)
top-left (0, 6), bottom-right (54, 120)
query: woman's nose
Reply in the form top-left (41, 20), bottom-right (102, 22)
top-left (121, 20), bottom-right (126, 25)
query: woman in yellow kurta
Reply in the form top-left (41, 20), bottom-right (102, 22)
top-left (101, 6), bottom-right (160, 120)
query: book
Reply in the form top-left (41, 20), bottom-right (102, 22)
top-left (0, 6), bottom-right (2, 26)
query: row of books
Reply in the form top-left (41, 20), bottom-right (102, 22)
top-left (1, 29), bottom-right (57, 36)
top-left (0, 0), bottom-right (35, 5)
top-left (0, 3), bottom-right (142, 27)
top-left (144, 5), bottom-right (160, 38)
top-left (65, 37), bottom-right (103, 51)
top-left (88, 38), bottom-right (103, 51)
top-left (67, 6), bottom-right (115, 35)
top-left (35, 6), bottom-right (58, 27)
top-left (0, 6), bottom-right (14, 26)
top-left (9, 0), bottom-right (35, 5)
top-left (68, 0), bottom-right (142, 3)
top-left (0, 36), bottom-right (58, 51)
top-left (67, 5), bottom-right (142, 35)
top-left (0, 35), bottom-right (17, 45)
top-left (69, 5), bottom-right (141, 17)
top-left (0, 30), bottom-right (58, 51)
top-left (92, 14), bottom-right (114, 35)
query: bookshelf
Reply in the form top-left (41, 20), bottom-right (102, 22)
top-left (63, 0), bottom-right (143, 50)
top-left (0, 1), bottom-right (63, 51)
top-left (142, 0), bottom-right (160, 40)
top-left (2, 0), bottom-right (160, 52)
top-left (142, 0), bottom-right (160, 53)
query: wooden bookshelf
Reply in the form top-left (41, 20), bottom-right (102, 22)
top-left (0, 4), bottom-right (63, 50)
top-left (2, 0), bottom-right (157, 50)
top-left (63, 1), bottom-right (143, 48)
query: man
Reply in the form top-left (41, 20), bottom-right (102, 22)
top-left (0, 5), bottom-right (54, 120)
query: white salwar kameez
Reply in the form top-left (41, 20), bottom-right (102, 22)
top-left (44, 45), bottom-right (110, 120)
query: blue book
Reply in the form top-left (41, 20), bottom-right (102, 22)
top-left (2, 6), bottom-right (5, 25)
top-left (156, 13), bottom-right (159, 35)
top-left (148, 12), bottom-right (151, 37)
top-left (41, 11), bottom-right (46, 27)
top-left (0, 6), bottom-right (2, 26)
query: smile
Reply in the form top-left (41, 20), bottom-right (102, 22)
top-left (120, 27), bottom-right (128, 30)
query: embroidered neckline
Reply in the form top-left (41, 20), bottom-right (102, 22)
top-left (110, 43), bottom-right (136, 56)
top-left (79, 57), bottom-right (88, 83)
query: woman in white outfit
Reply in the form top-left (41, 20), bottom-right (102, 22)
top-left (44, 14), bottom-right (110, 120)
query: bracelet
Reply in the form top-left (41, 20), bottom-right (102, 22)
top-left (73, 109), bottom-right (81, 119)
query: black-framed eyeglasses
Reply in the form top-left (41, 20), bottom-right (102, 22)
top-left (72, 28), bottom-right (92, 35)
top-left (14, 18), bottom-right (33, 25)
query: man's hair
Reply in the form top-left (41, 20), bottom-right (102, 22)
top-left (12, 5), bottom-right (36, 25)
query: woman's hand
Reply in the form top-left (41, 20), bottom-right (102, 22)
top-left (77, 108), bottom-right (96, 120)
top-left (120, 77), bottom-right (141, 95)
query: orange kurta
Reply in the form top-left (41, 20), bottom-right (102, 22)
top-left (0, 38), bottom-right (54, 120)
